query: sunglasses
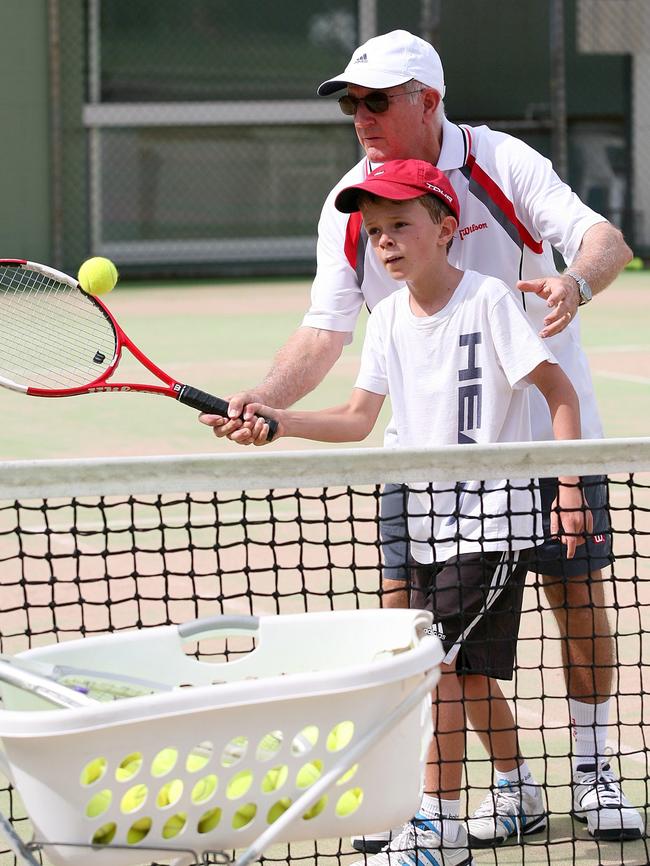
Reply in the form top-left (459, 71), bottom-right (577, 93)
top-left (338, 88), bottom-right (427, 116)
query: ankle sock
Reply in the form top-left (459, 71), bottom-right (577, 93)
top-left (569, 698), bottom-right (610, 772)
top-left (495, 760), bottom-right (537, 798)
top-left (419, 796), bottom-right (461, 841)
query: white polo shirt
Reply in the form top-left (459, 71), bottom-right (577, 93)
top-left (355, 271), bottom-right (552, 562)
top-left (304, 117), bottom-right (605, 442)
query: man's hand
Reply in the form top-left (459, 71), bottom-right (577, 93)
top-left (550, 481), bottom-right (594, 558)
top-left (517, 274), bottom-right (580, 338)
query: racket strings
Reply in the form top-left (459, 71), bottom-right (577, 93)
top-left (0, 267), bottom-right (117, 390)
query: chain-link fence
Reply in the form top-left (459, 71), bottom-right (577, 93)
top-left (42, 0), bottom-right (641, 276)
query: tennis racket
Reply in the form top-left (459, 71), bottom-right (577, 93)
top-left (0, 259), bottom-right (277, 438)
top-left (0, 655), bottom-right (171, 706)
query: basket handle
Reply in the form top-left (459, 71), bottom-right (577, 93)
top-left (178, 615), bottom-right (259, 639)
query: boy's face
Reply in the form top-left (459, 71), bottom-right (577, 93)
top-left (361, 197), bottom-right (449, 283)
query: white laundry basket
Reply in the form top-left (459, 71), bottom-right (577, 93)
top-left (0, 609), bottom-right (442, 866)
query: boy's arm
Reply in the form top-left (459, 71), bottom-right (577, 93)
top-left (527, 360), bottom-right (594, 557)
top-left (229, 387), bottom-right (385, 445)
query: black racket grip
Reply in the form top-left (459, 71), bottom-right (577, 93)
top-left (178, 385), bottom-right (278, 442)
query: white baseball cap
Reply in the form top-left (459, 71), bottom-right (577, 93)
top-left (317, 30), bottom-right (445, 97)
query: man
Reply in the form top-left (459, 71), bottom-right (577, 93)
top-left (201, 30), bottom-right (641, 846)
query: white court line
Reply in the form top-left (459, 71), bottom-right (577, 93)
top-left (595, 371), bottom-right (650, 386)
top-left (586, 345), bottom-right (649, 354)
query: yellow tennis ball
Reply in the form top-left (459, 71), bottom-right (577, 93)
top-left (151, 748), bottom-right (178, 777)
top-left (335, 787), bottom-right (364, 817)
top-left (326, 721), bottom-right (354, 752)
top-left (626, 256), bottom-right (644, 271)
top-left (157, 779), bottom-right (183, 808)
top-left (192, 774), bottom-right (217, 804)
top-left (92, 821), bottom-right (117, 845)
top-left (81, 757), bottom-right (107, 786)
top-left (162, 812), bottom-right (186, 838)
top-left (121, 784), bottom-right (148, 813)
top-left (296, 761), bottom-right (322, 788)
top-left (232, 802), bottom-right (256, 829)
top-left (267, 797), bottom-right (291, 824)
top-left (78, 257), bottom-right (118, 296)
top-left (227, 770), bottom-right (253, 799)
top-left (261, 765), bottom-right (288, 792)
top-left (198, 807), bottom-right (222, 833)
top-left (115, 754), bottom-right (142, 782)
top-left (86, 789), bottom-right (112, 818)
top-left (126, 817), bottom-right (151, 844)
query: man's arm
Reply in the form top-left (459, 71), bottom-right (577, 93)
top-left (254, 326), bottom-right (347, 408)
top-left (203, 326), bottom-right (347, 439)
top-left (518, 222), bottom-right (633, 338)
top-left (527, 360), bottom-right (594, 557)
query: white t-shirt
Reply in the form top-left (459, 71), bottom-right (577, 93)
top-left (355, 270), bottom-right (555, 563)
top-left (305, 118), bottom-right (605, 442)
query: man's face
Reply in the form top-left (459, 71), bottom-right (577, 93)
top-left (347, 83), bottom-right (430, 163)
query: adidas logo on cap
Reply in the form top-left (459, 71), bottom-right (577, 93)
top-left (353, 52), bottom-right (368, 64)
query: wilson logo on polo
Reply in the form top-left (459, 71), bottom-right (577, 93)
top-left (459, 222), bottom-right (488, 240)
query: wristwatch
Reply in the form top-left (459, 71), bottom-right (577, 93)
top-left (564, 269), bottom-right (593, 306)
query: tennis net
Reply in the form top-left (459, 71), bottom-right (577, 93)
top-left (0, 438), bottom-right (648, 866)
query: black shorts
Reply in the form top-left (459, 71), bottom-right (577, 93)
top-left (410, 549), bottom-right (529, 680)
top-left (379, 477), bottom-right (614, 582)
top-left (533, 475), bottom-right (614, 577)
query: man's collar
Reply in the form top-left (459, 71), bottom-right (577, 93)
top-left (436, 117), bottom-right (467, 170)
top-left (365, 117), bottom-right (467, 175)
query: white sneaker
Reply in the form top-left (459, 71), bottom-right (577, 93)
top-left (351, 814), bottom-right (474, 866)
top-left (351, 828), bottom-right (403, 854)
top-left (572, 762), bottom-right (644, 840)
top-left (467, 780), bottom-right (547, 847)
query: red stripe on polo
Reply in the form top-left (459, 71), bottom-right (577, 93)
top-left (466, 154), bottom-right (544, 254)
top-left (344, 212), bottom-right (364, 270)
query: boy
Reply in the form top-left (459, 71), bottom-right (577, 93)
top-left (203, 160), bottom-right (591, 866)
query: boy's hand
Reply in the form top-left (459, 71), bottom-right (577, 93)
top-left (199, 403), bottom-right (283, 446)
top-left (550, 480), bottom-right (594, 558)
top-left (236, 402), bottom-right (284, 446)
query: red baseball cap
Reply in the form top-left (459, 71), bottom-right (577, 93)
top-left (334, 159), bottom-right (459, 221)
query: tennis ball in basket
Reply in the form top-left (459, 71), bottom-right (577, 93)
top-left (192, 774), bottom-right (218, 804)
top-left (151, 748), bottom-right (178, 776)
top-left (232, 802), bottom-right (257, 829)
top-left (86, 789), bottom-right (112, 818)
top-left (81, 757), bottom-right (107, 785)
top-left (336, 787), bottom-right (363, 817)
top-left (296, 761), bottom-right (322, 788)
top-left (77, 257), bottom-right (118, 295)
top-left (157, 779), bottom-right (183, 807)
top-left (198, 807), bottom-right (222, 833)
top-left (126, 817), bottom-right (152, 844)
top-left (261, 765), bottom-right (288, 792)
top-left (267, 798), bottom-right (292, 824)
top-left (162, 812), bottom-right (187, 839)
top-left (116, 753), bottom-right (142, 781)
top-left (227, 770), bottom-right (253, 799)
top-left (326, 721), bottom-right (354, 752)
top-left (121, 783), bottom-right (148, 813)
